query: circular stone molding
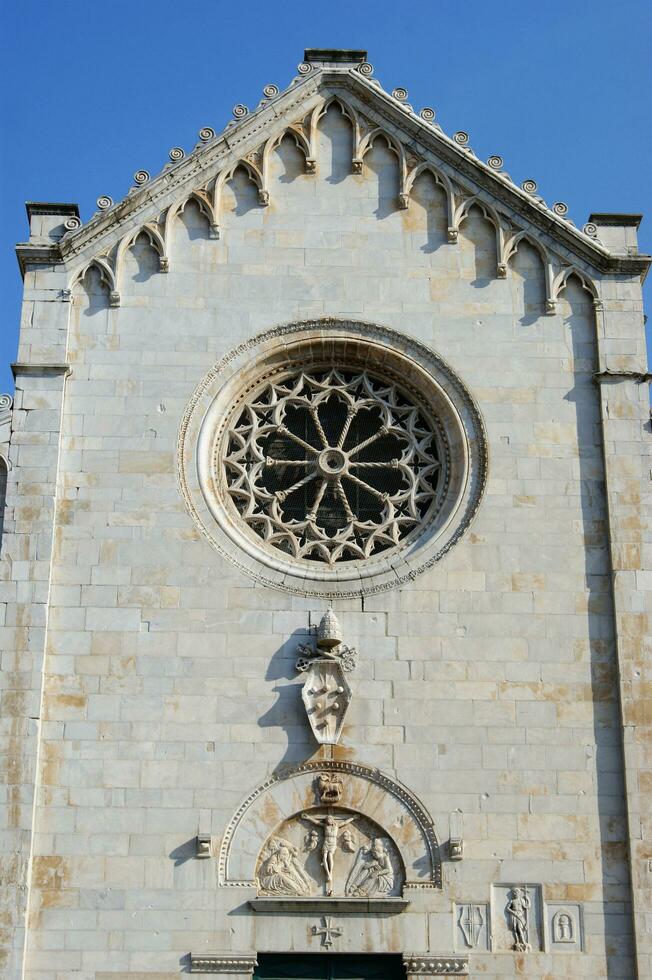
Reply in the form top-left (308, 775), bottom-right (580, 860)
top-left (178, 320), bottom-right (487, 598)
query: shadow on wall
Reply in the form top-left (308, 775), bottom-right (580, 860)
top-left (410, 172), bottom-right (448, 254)
top-left (459, 205), bottom-right (497, 288)
top-left (317, 103), bottom-right (353, 185)
top-left (75, 265), bottom-right (111, 316)
top-left (561, 275), bottom-right (634, 978)
top-left (365, 138), bottom-right (400, 221)
top-left (510, 240), bottom-right (546, 326)
top-left (259, 629), bottom-right (321, 772)
top-left (123, 232), bottom-right (160, 284)
top-left (272, 134), bottom-right (306, 184)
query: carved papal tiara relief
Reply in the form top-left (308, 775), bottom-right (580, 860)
top-left (64, 61), bottom-right (604, 312)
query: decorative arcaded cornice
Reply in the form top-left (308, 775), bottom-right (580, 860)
top-left (18, 55), bottom-right (648, 286)
top-left (189, 954), bottom-right (257, 974)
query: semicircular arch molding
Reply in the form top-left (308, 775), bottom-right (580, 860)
top-left (217, 760), bottom-right (442, 890)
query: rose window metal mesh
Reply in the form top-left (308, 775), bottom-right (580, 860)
top-left (221, 369), bottom-right (445, 564)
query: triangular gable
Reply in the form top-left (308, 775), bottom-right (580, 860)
top-left (19, 51), bottom-right (650, 311)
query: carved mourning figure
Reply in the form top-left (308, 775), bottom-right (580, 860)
top-left (301, 811), bottom-right (356, 896)
top-left (506, 887), bottom-right (531, 952)
top-left (345, 838), bottom-right (395, 896)
top-left (258, 837), bottom-right (312, 896)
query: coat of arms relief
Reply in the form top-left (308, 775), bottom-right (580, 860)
top-left (255, 775), bottom-right (404, 899)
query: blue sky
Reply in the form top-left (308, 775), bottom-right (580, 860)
top-left (1, 0), bottom-right (651, 393)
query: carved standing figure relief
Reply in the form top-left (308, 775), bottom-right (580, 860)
top-left (506, 887), bottom-right (531, 952)
top-left (345, 838), bottom-right (395, 896)
top-left (301, 811), bottom-right (356, 896)
top-left (258, 837), bottom-right (313, 896)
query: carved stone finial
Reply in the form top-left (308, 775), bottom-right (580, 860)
top-left (357, 62), bottom-right (374, 76)
top-left (487, 156), bottom-right (503, 171)
top-left (133, 170), bottom-right (150, 186)
top-left (263, 84), bottom-right (279, 98)
top-left (317, 608), bottom-right (342, 650)
top-left (552, 201), bottom-right (569, 217)
top-left (420, 107), bottom-right (435, 122)
top-left (64, 215), bottom-right (81, 231)
top-left (521, 179), bottom-right (538, 194)
top-left (392, 87), bottom-right (408, 102)
top-left (198, 127), bottom-right (216, 142)
top-left (96, 196), bottom-right (113, 211)
top-left (169, 147), bottom-right (185, 162)
top-left (232, 104), bottom-right (249, 120)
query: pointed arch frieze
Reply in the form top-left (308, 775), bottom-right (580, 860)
top-left (59, 87), bottom-right (605, 316)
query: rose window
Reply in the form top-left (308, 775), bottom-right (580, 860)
top-left (221, 368), bottom-right (446, 564)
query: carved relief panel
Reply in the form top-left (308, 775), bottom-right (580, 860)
top-left (255, 808), bottom-right (405, 899)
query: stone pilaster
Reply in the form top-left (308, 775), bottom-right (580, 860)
top-left (0, 237), bottom-right (71, 977)
top-left (594, 271), bottom-right (651, 980)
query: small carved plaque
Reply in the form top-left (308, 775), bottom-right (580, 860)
top-left (455, 903), bottom-right (489, 951)
top-left (546, 903), bottom-right (583, 952)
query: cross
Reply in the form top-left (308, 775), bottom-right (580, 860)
top-left (312, 916), bottom-right (343, 948)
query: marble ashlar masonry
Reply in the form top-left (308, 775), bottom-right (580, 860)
top-left (0, 46), bottom-right (651, 980)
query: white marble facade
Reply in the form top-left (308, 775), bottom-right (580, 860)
top-left (1, 48), bottom-right (651, 980)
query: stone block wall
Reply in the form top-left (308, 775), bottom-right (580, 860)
top-left (1, 101), bottom-right (649, 979)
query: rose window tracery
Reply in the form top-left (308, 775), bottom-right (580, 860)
top-left (221, 368), bottom-right (446, 564)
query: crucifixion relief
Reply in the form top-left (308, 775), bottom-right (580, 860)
top-left (301, 811), bottom-right (357, 896)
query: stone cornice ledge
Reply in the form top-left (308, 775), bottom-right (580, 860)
top-left (593, 370), bottom-right (652, 384)
top-left (249, 896), bottom-right (409, 913)
top-left (16, 242), bottom-right (62, 278)
top-left (190, 954), bottom-right (257, 975)
top-left (403, 955), bottom-right (468, 976)
top-left (11, 363), bottom-right (71, 378)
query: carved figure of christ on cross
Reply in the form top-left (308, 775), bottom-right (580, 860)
top-left (301, 812), bottom-right (356, 896)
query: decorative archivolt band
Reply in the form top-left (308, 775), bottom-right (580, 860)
top-left (216, 759), bottom-right (443, 890)
top-left (63, 93), bottom-right (602, 313)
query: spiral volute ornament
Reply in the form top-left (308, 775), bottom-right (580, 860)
top-left (297, 62), bottom-right (312, 75)
top-left (419, 107), bottom-right (435, 122)
top-left (198, 127), bottom-right (216, 142)
top-left (583, 222), bottom-right (598, 238)
top-left (357, 62), bottom-right (374, 76)
top-left (262, 84), bottom-right (279, 98)
top-left (487, 155), bottom-right (503, 171)
top-left (521, 179), bottom-right (538, 194)
top-left (133, 170), bottom-right (150, 186)
top-left (232, 104), bottom-right (248, 120)
top-left (453, 131), bottom-right (469, 146)
top-left (552, 201), bottom-right (569, 217)
top-left (64, 216), bottom-right (81, 231)
top-left (392, 87), bottom-right (408, 102)
top-left (169, 147), bottom-right (185, 162)
top-left (0, 394), bottom-right (13, 412)
top-left (97, 196), bottom-right (113, 211)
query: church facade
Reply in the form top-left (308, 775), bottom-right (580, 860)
top-left (1, 48), bottom-right (650, 979)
